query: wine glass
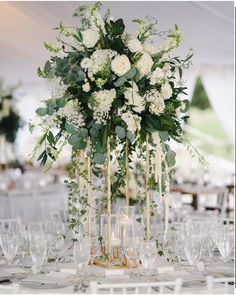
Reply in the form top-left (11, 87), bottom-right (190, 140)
top-left (216, 233), bottom-right (233, 263)
top-left (30, 234), bottom-right (47, 274)
top-left (51, 235), bottom-right (65, 271)
top-left (0, 231), bottom-right (19, 266)
top-left (73, 239), bottom-right (90, 276)
top-left (139, 241), bottom-right (157, 279)
top-left (124, 238), bottom-right (140, 276)
top-left (28, 223), bottom-right (43, 241)
top-left (184, 236), bottom-right (202, 270)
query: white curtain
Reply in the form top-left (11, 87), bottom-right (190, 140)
top-left (200, 66), bottom-right (235, 143)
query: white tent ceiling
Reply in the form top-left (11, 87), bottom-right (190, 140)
top-left (0, 1), bottom-right (234, 160)
top-left (0, 1), bottom-right (234, 85)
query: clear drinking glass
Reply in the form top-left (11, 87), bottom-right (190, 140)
top-left (216, 233), bottom-right (233, 262)
top-left (28, 223), bottom-right (43, 240)
top-left (139, 240), bottom-right (157, 279)
top-left (52, 235), bottom-right (65, 270)
top-left (0, 231), bottom-right (19, 266)
top-left (30, 235), bottom-right (47, 274)
top-left (184, 236), bottom-right (202, 270)
top-left (124, 238), bottom-right (139, 276)
top-left (73, 239), bottom-right (90, 276)
top-left (90, 237), bottom-right (100, 266)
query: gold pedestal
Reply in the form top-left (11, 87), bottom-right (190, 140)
top-left (94, 259), bottom-right (127, 269)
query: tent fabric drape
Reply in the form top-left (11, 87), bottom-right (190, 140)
top-left (200, 66), bottom-right (235, 143)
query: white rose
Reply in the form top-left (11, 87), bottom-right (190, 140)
top-left (149, 68), bottom-right (164, 85)
top-left (149, 101), bottom-right (165, 116)
top-left (127, 38), bottom-right (143, 53)
top-left (81, 29), bottom-right (100, 48)
top-left (82, 82), bottom-right (91, 92)
top-left (136, 53), bottom-right (154, 77)
top-left (143, 42), bottom-right (156, 55)
top-left (161, 82), bottom-right (172, 100)
top-left (162, 63), bottom-right (172, 78)
top-left (111, 54), bottom-right (131, 77)
top-left (81, 58), bottom-right (93, 69)
top-left (121, 111), bottom-right (141, 134)
top-left (124, 82), bottom-right (145, 113)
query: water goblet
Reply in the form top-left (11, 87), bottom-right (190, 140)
top-left (30, 234), bottom-right (47, 274)
top-left (73, 239), bottom-right (90, 276)
top-left (139, 240), bottom-right (157, 280)
top-left (124, 238), bottom-right (140, 277)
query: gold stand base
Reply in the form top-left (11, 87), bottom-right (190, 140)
top-left (93, 259), bottom-right (127, 269)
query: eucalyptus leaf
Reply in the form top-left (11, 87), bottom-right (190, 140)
top-left (159, 131), bottom-right (169, 142)
top-left (127, 131), bottom-right (135, 143)
top-left (114, 76), bottom-right (127, 87)
top-left (94, 153), bottom-right (106, 165)
top-left (166, 149), bottom-right (176, 167)
top-left (115, 126), bottom-right (126, 139)
top-left (124, 67), bottom-right (136, 80)
top-left (65, 122), bottom-right (77, 134)
top-left (36, 107), bottom-right (47, 117)
top-left (56, 97), bottom-right (66, 108)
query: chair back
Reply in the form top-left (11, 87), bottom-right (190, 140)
top-left (206, 276), bottom-right (235, 294)
top-left (90, 278), bottom-right (183, 294)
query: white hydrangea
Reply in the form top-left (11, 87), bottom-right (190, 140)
top-left (161, 82), bottom-right (172, 100)
top-left (41, 114), bottom-right (59, 130)
top-left (81, 58), bottom-right (93, 69)
top-left (162, 63), bottom-right (172, 79)
top-left (136, 52), bottom-right (154, 77)
top-left (57, 100), bottom-right (85, 128)
top-left (111, 54), bottom-right (131, 77)
top-left (121, 111), bottom-right (141, 134)
top-left (82, 82), bottom-right (91, 92)
top-left (81, 29), bottom-right (100, 48)
top-left (127, 38), bottom-right (143, 53)
top-left (149, 67), bottom-right (164, 85)
top-left (87, 49), bottom-right (117, 80)
top-left (143, 42), bottom-right (156, 55)
top-left (47, 77), bottom-right (68, 99)
top-left (146, 90), bottom-right (165, 116)
top-left (89, 9), bottom-right (105, 33)
top-left (124, 82), bottom-right (145, 113)
top-left (89, 89), bottom-right (116, 123)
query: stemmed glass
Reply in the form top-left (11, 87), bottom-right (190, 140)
top-left (51, 235), bottom-right (65, 271)
top-left (124, 238), bottom-right (140, 277)
top-left (0, 230), bottom-right (19, 266)
top-left (184, 236), bottom-right (202, 270)
top-left (29, 234), bottom-right (47, 274)
top-left (28, 223), bottom-right (44, 241)
top-left (139, 240), bottom-right (157, 280)
top-left (216, 232), bottom-right (233, 263)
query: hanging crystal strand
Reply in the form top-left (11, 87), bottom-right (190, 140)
top-left (145, 133), bottom-right (151, 240)
top-left (163, 161), bottom-right (171, 242)
top-left (106, 137), bottom-right (111, 256)
top-left (125, 131), bottom-right (129, 206)
top-left (87, 138), bottom-right (92, 241)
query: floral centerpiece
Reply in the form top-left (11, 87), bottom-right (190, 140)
top-left (32, 2), bottom-right (203, 263)
top-left (0, 80), bottom-right (23, 165)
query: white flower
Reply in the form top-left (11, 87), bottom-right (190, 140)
top-left (81, 58), bottom-right (93, 69)
top-left (111, 54), bottom-right (131, 77)
top-left (124, 82), bottom-right (145, 113)
top-left (149, 67), bottom-right (164, 85)
top-left (121, 111), bottom-right (141, 134)
top-left (162, 63), bottom-right (172, 79)
top-left (47, 77), bottom-right (68, 99)
top-left (81, 29), bottom-right (100, 48)
top-left (89, 89), bottom-right (116, 123)
top-left (87, 49), bottom-right (117, 81)
top-left (57, 100), bottom-right (85, 128)
top-left (136, 53), bottom-right (153, 77)
top-left (161, 82), bottom-right (172, 100)
top-left (68, 37), bottom-right (84, 51)
top-left (143, 42), bottom-right (156, 55)
top-left (146, 90), bottom-right (165, 116)
top-left (127, 38), bottom-right (143, 53)
top-left (82, 82), bottom-right (91, 92)
top-left (152, 132), bottom-right (161, 145)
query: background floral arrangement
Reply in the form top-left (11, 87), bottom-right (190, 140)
top-left (0, 80), bottom-right (22, 144)
top-left (32, 2), bottom-right (200, 242)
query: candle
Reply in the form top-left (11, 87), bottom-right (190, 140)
top-left (119, 216), bottom-right (133, 226)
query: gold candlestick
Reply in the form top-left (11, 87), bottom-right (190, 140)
top-left (145, 134), bottom-right (150, 240)
top-left (107, 137), bottom-right (111, 255)
top-left (125, 134), bottom-right (129, 206)
top-left (87, 147), bottom-right (92, 240)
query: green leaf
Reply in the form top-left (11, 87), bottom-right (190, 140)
top-left (36, 107), bottom-right (47, 116)
top-left (47, 131), bottom-right (55, 146)
top-left (79, 128), bottom-right (88, 139)
top-left (127, 131), bottom-right (135, 143)
top-left (124, 67), bottom-right (136, 80)
top-left (159, 131), bottom-right (169, 142)
top-left (68, 134), bottom-right (80, 146)
top-left (114, 76), bottom-right (127, 87)
top-left (65, 122), bottom-right (77, 134)
top-left (94, 153), bottom-right (106, 165)
top-left (56, 97), bottom-right (66, 108)
top-left (44, 61), bottom-right (51, 76)
top-left (109, 19), bottom-right (125, 37)
top-left (166, 149), bottom-right (176, 167)
top-left (47, 106), bottom-right (54, 116)
top-left (115, 126), bottom-right (126, 139)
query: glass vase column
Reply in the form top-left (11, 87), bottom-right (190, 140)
top-left (145, 134), bottom-right (151, 240)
